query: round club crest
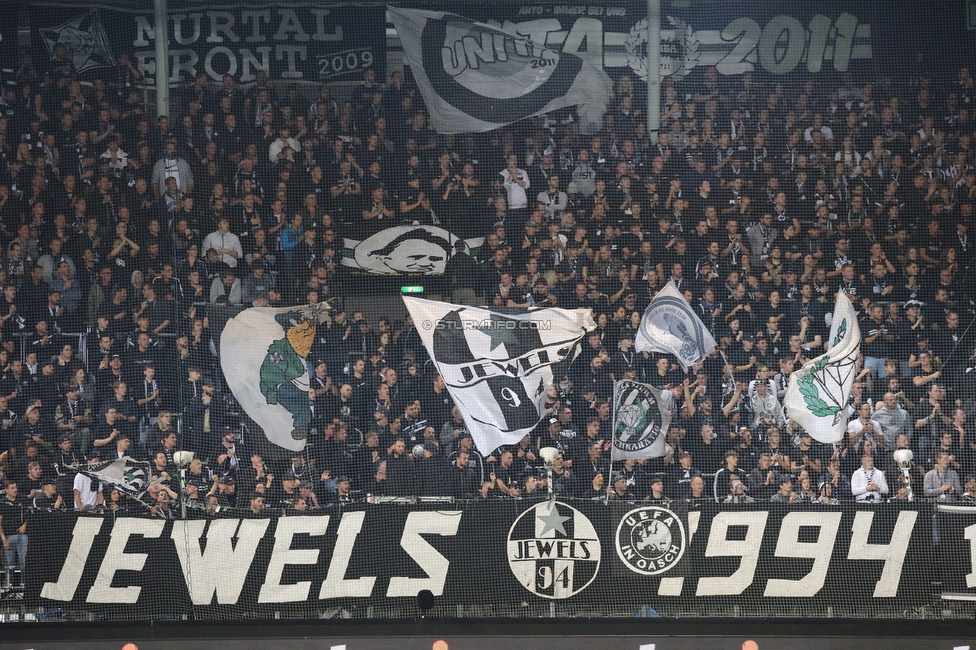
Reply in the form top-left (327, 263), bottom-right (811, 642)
top-left (507, 501), bottom-right (601, 599)
top-left (613, 382), bottom-right (665, 455)
top-left (615, 505), bottom-right (686, 575)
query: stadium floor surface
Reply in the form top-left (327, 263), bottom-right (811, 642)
top-left (0, 619), bottom-right (973, 650)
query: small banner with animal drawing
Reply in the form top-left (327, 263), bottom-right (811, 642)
top-left (220, 304), bottom-right (333, 452)
top-left (785, 291), bottom-right (862, 445)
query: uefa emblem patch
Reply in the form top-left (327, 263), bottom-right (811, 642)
top-left (507, 501), bottom-right (601, 599)
top-left (615, 505), bottom-right (686, 576)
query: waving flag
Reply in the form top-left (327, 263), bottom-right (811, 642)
top-left (76, 456), bottom-right (150, 500)
top-left (611, 380), bottom-right (674, 461)
top-left (221, 303), bottom-right (334, 452)
top-left (784, 292), bottom-right (862, 444)
top-left (402, 296), bottom-right (595, 454)
top-left (388, 7), bottom-right (613, 135)
top-left (635, 282), bottom-right (717, 372)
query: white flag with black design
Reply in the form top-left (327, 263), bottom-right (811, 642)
top-left (611, 380), bottom-right (674, 461)
top-left (402, 296), bottom-right (595, 454)
top-left (388, 7), bottom-right (613, 135)
top-left (784, 292), bottom-right (862, 444)
top-left (635, 282), bottom-right (717, 372)
top-left (76, 456), bottom-right (150, 500)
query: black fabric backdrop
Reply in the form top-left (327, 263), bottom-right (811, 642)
top-left (24, 500), bottom-right (938, 619)
top-left (29, 3), bottom-right (387, 84)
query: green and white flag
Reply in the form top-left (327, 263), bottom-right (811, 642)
top-left (784, 292), bottom-right (861, 444)
top-left (75, 456), bottom-right (150, 501)
top-left (221, 303), bottom-right (335, 453)
top-left (611, 380), bottom-right (674, 461)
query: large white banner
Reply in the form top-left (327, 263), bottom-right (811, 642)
top-left (389, 6), bottom-right (614, 134)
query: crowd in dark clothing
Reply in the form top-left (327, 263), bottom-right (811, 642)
top-left (2, 41), bottom-right (976, 522)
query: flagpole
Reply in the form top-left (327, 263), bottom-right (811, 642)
top-left (937, 311), bottom-right (976, 370)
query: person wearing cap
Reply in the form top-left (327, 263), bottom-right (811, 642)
top-left (645, 475), bottom-right (672, 504)
top-left (32, 478), bottom-right (64, 510)
top-left (671, 451), bottom-right (701, 498)
top-left (443, 239), bottom-right (479, 306)
top-left (55, 383), bottom-right (92, 455)
top-left (607, 471), bottom-right (636, 501)
top-left (769, 473), bottom-right (798, 503)
top-left (791, 430), bottom-right (826, 475)
top-left (241, 255), bottom-right (275, 304)
top-left (16, 403), bottom-right (52, 449)
top-left (608, 331), bottom-right (638, 381)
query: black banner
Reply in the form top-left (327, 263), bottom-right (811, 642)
top-left (936, 504), bottom-right (976, 600)
top-left (26, 501), bottom-right (937, 618)
top-left (29, 3), bottom-right (386, 83)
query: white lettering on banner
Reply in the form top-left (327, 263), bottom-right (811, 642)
top-left (657, 510), bottom-right (699, 596)
top-left (88, 519), bottom-right (165, 604)
top-left (965, 524), bottom-right (976, 588)
top-left (171, 14), bottom-right (202, 46)
top-left (387, 511), bottom-right (461, 597)
top-left (134, 15), bottom-right (154, 47)
top-left (241, 9), bottom-right (272, 42)
top-left (277, 45), bottom-right (308, 79)
top-left (847, 510), bottom-right (917, 597)
top-left (695, 511), bottom-right (768, 596)
top-left (319, 511), bottom-right (376, 599)
top-left (40, 517), bottom-right (103, 602)
top-left (273, 9), bottom-right (310, 42)
top-left (309, 9), bottom-right (344, 42)
top-left (206, 11), bottom-right (240, 43)
top-left (172, 519), bottom-right (269, 606)
top-left (499, 9), bottom-right (871, 78)
top-left (258, 516), bottom-right (329, 603)
top-left (128, 9), bottom-right (368, 82)
top-left (763, 512), bottom-right (841, 597)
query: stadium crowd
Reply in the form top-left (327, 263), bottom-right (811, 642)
top-left (2, 41), bottom-right (976, 573)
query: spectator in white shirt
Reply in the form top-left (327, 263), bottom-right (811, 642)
top-left (851, 454), bottom-right (889, 503)
top-left (202, 218), bottom-right (243, 268)
top-left (73, 463), bottom-right (104, 511)
top-left (499, 154), bottom-right (530, 210)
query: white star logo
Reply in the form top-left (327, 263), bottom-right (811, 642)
top-left (39, 9), bottom-right (116, 74)
top-left (536, 502), bottom-right (569, 537)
